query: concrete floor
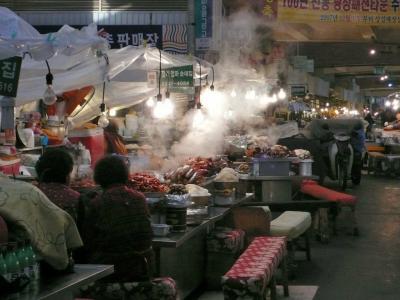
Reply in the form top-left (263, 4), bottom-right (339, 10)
top-left (196, 175), bottom-right (400, 300)
top-left (293, 175), bottom-right (400, 300)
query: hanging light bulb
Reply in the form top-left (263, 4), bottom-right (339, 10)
top-left (210, 66), bottom-right (215, 91)
top-left (245, 90), bottom-right (256, 100)
top-left (164, 98), bottom-right (174, 117)
top-left (98, 82), bottom-right (109, 128)
top-left (146, 97), bottom-right (155, 107)
top-left (271, 94), bottom-right (278, 103)
top-left (43, 85), bottom-right (57, 105)
top-left (277, 88), bottom-right (287, 100)
top-left (43, 60), bottom-right (57, 105)
top-left (193, 107), bottom-right (205, 128)
top-left (98, 113), bottom-right (110, 128)
top-left (231, 89), bottom-right (237, 98)
top-left (109, 108), bottom-right (117, 117)
top-left (385, 100), bottom-right (392, 107)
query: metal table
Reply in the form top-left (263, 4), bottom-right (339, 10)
top-left (4, 264), bottom-right (114, 300)
top-left (152, 193), bottom-right (254, 299)
top-left (239, 175), bottom-right (319, 202)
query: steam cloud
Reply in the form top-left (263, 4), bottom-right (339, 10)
top-left (164, 10), bottom-right (289, 161)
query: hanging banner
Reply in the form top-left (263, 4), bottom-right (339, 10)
top-left (0, 56), bottom-right (22, 97)
top-left (195, 0), bottom-right (213, 50)
top-left (272, 0), bottom-right (400, 26)
top-left (161, 65), bottom-right (194, 93)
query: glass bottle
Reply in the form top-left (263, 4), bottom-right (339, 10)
top-left (0, 248), bottom-right (10, 282)
top-left (5, 243), bottom-right (20, 281)
top-left (17, 242), bottom-right (30, 277)
top-left (27, 244), bottom-right (40, 280)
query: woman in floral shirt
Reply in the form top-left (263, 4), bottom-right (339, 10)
top-left (35, 148), bottom-right (80, 220)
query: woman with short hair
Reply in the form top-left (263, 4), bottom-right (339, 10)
top-left (35, 148), bottom-right (80, 220)
top-left (79, 155), bottom-right (177, 299)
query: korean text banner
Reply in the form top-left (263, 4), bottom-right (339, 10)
top-left (195, 0), bottom-right (213, 50)
top-left (274, 0), bottom-right (400, 26)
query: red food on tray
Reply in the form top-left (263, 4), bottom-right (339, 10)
top-left (164, 157), bottom-right (228, 185)
top-left (128, 173), bottom-right (169, 193)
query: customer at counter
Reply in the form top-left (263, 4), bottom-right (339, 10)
top-left (35, 148), bottom-right (80, 220)
top-left (78, 155), bottom-right (178, 300)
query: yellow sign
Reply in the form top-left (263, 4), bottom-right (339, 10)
top-left (276, 0), bottom-right (400, 26)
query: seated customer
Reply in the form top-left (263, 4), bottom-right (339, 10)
top-left (35, 148), bottom-right (80, 220)
top-left (0, 172), bottom-right (82, 272)
top-left (79, 155), bottom-right (177, 300)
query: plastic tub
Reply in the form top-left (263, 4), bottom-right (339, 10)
top-left (252, 158), bottom-right (291, 176)
top-left (166, 206), bottom-right (187, 232)
top-left (152, 224), bottom-right (170, 237)
top-left (0, 159), bottom-right (20, 175)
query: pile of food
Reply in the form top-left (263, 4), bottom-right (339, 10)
top-left (263, 145), bottom-right (294, 158)
top-left (237, 163), bottom-right (250, 174)
top-left (167, 184), bottom-right (188, 195)
top-left (164, 157), bottom-right (228, 185)
top-left (215, 168), bottom-right (239, 182)
top-left (185, 184), bottom-right (211, 197)
top-left (294, 149), bottom-right (312, 160)
top-left (128, 173), bottom-right (169, 193)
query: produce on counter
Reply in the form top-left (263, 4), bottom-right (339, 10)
top-left (215, 168), bottom-right (239, 182)
top-left (237, 163), bottom-right (250, 174)
top-left (168, 184), bottom-right (188, 195)
top-left (164, 157), bottom-right (228, 185)
top-left (185, 184), bottom-right (211, 197)
top-left (263, 145), bottom-right (294, 158)
top-left (128, 173), bottom-right (169, 193)
top-left (294, 149), bottom-right (312, 160)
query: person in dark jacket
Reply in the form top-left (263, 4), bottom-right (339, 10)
top-left (79, 155), bottom-right (153, 282)
top-left (35, 148), bottom-right (80, 220)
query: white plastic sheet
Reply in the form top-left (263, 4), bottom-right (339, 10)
top-left (0, 7), bottom-right (108, 61)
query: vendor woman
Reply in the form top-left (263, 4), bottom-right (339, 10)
top-left (385, 110), bottom-right (400, 130)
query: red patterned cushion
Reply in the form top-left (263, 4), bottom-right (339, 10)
top-left (207, 227), bottom-right (245, 253)
top-left (301, 180), bottom-right (357, 205)
top-left (222, 237), bottom-right (286, 298)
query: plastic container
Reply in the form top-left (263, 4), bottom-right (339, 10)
top-left (166, 206), bottom-right (187, 232)
top-left (69, 128), bottom-right (105, 167)
top-left (252, 158), bottom-right (291, 176)
top-left (0, 159), bottom-right (20, 175)
top-left (299, 159), bottom-right (313, 176)
top-left (151, 224), bottom-right (170, 237)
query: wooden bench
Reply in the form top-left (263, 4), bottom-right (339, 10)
top-left (221, 236), bottom-right (289, 300)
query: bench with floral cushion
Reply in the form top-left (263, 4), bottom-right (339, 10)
top-left (79, 277), bottom-right (178, 300)
top-left (221, 236), bottom-right (289, 300)
top-left (206, 227), bottom-right (246, 289)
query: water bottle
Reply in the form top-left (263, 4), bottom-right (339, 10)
top-left (17, 242), bottom-right (30, 277)
top-left (5, 244), bottom-right (20, 281)
top-left (0, 250), bottom-right (10, 282)
top-left (27, 245), bottom-right (40, 280)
